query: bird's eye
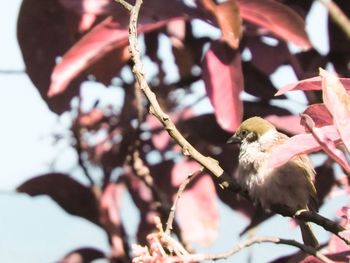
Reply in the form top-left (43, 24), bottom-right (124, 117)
top-left (240, 130), bottom-right (247, 137)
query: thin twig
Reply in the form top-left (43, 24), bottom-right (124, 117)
top-left (165, 168), bottom-right (203, 235)
top-left (203, 236), bottom-right (334, 263)
top-left (114, 0), bottom-right (132, 11)
top-left (317, 0), bottom-right (350, 40)
top-left (134, 219), bottom-right (334, 263)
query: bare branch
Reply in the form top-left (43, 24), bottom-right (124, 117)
top-left (114, 0), bottom-right (132, 11)
top-left (205, 236), bottom-right (334, 263)
top-left (133, 218), bottom-right (334, 263)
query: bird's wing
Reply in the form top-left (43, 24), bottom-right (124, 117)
top-left (275, 132), bottom-right (318, 211)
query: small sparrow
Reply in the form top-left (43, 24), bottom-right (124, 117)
top-left (227, 116), bottom-right (318, 247)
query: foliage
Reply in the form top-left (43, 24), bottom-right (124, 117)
top-left (15, 0), bottom-right (350, 262)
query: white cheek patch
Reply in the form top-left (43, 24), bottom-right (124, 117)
top-left (259, 129), bottom-right (278, 145)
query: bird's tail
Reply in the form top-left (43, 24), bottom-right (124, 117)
top-left (299, 221), bottom-right (319, 248)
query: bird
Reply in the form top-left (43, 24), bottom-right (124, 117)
top-left (227, 116), bottom-right (319, 247)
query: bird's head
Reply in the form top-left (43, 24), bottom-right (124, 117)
top-left (227, 116), bottom-right (276, 145)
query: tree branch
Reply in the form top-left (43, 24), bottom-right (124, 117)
top-left (133, 218), bottom-right (334, 263)
top-left (114, 0), bottom-right (132, 11)
top-left (205, 236), bottom-right (334, 263)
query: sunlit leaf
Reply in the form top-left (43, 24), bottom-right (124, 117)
top-left (211, 0), bottom-right (242, 49)
top-left (48, 17), bottom-right (128, 97)
top-left (268, 125), bottom-right (341, 168)
top-left (300, 114), bottom-right (350, 174)
top-left (275, 76), bottom-right (350, 97)
top-left (238, 0), bottom-right (312, 49)
top-left (202, 40), bottom-right (244, 132)
top-left (320, 68), bottom-right (350, 154)
top-left (265, 115), bottom-right (304, 135)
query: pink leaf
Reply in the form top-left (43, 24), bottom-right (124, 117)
top-left (275, 76), bottom-right (350, 96)
top-left (238, 0), bottom-right (311, 49)
top-left (329, 217), bottom-right (350, 261)
top-left (202, 40), bottom-right (244, 132)
top-left (172, 161), bottom-right (219, 246)
top-left (48, 16), bottom-right (187, 97)
top-left (336, 207), bottom-right (350, 226)
top-left (300, 114), bottom-right (350, 174)
top-left (48, 17), bottom-right (128, 97)
top-left (329, 230), bottom-right (350, 253)
top-left (265, 114), bottom-right (304, 134)
top-left (268, 125), bottom-right (341, 168)
top-left (320, 68), bottom-right (350, 154)
top-left (78, 13), bottom-right (97, 32)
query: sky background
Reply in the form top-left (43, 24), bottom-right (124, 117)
top-left (0, 1), bottom-right (347, 263)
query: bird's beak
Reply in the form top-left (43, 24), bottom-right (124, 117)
top-left (226, 134), bottom-right (241, 144)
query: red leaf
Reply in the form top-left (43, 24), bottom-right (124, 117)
top-left (201, 0), bottom-right (241, 48)
top-left (215, 0), bottom-right (242, 49)
top-left (275, 76), bottom-right (350, 96)
top-left (320, 68), bottom-right (350, 154)
top-left (172, 161), bottom-right (219, 246)
top-left (17, 173), bottom-right (100, 225)
top-left (268, 125), bottom-right (341, 168)
top-left (302, 104), bottom-right (333, 128)
top-left (202, 40), bottom-right (244, 132)
top-left (48, 17), bottom-right (128, 97)
top-left (238, 0), bottom-right (311, 49)
top-left (48, 16), bottom-right (189, 97)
